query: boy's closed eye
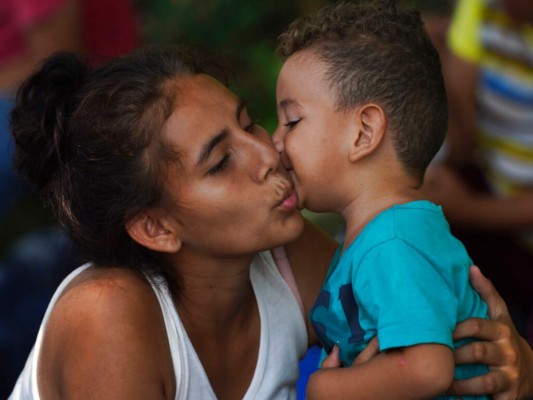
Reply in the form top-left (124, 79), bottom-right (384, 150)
top-left (284, 119), bottom-right (301, 129)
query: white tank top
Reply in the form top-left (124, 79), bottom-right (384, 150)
top-left (9, 249), bottom-right (308, 399)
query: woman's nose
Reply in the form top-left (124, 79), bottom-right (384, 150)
top-left (272, 127), bottom-right (285, 153)
top-left (244, 131), bottom-right (280, 182)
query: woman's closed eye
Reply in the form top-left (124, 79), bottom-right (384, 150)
top-left (208, 154), bottom-right (230, 175)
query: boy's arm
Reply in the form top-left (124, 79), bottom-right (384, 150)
top-left (307, 343), bottom-right (454, 400)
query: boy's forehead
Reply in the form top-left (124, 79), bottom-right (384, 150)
top-left (278, 50), bottom-right (330, 97)
top-left (277, 51), bottom-right (370, 117)
top-left (276, 51), bottom-right (343, 117)
top-left (284, 49), bottom-right (325, 73)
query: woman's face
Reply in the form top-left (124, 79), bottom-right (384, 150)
top-left (162, 74), bottom-right (303, 258)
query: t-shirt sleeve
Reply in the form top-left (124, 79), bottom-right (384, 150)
top-left (447, 0), bottom-right (484, 63)
top-left (354, 239), bottom-right (457, 351)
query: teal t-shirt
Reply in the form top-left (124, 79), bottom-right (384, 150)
top-left (310, 200), bottom-right (489, 399)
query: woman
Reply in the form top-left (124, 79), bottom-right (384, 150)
top-left (8, 46), bottom-right (533, 399)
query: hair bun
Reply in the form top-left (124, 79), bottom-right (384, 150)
top-left (10, 52), bottom-right (88, 191)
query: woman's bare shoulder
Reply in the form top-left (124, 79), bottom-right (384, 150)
top-left (38, 266), bottom-right (176, 399)
top-left (47, 266), bottom-right (162, 333)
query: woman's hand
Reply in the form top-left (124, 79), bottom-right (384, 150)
top-left (449, 266), bottom-right (533, 399)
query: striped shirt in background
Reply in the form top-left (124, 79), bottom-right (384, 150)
top-left (448, 0), bottom-right (533, 248)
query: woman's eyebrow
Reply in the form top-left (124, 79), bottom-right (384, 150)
top-left (197, 129), bottom-right (228, 166)
top-left (196, 99), bottom-right (246, 166)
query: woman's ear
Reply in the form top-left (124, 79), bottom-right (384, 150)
top-left (349, 103), bottom-right (387, 162)
top-left (126, 211), bottom-right (181, 253)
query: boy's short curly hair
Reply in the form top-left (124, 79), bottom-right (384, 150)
top-left (277, 0), bottom-right (447, 181)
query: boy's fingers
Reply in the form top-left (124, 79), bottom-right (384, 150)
top-left (353, 337), bottom-right (379, 365)
top-left (322, 345), bottom-right (341, 368)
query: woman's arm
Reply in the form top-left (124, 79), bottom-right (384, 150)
top-left (284, 217), bottom-right (337, 344)
top-left (449, 266), bottom-right (533, 399)
top-left (38, 268), bottom-right (176, 399)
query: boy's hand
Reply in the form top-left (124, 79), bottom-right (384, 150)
top-left (353, 337), bottom-right (380, 365)
top-left (322, 345), bottom-right (341, 368)
top-left (322, 338), bottom-right (381, 369)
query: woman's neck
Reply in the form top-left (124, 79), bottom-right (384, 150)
top-left (169, 251), bottom-right (261, 399)
top-left (171, 251), bottom-right (257, 332)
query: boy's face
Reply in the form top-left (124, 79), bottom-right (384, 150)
top-left (273, 50), bottom-right (356, 213)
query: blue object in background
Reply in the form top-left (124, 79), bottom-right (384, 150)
top-left (297, 344), bottom-right (321, 400)
top-left (0, 227), bottom-right (78, 398)
top-left (0, 95), bottom-right (27, 223)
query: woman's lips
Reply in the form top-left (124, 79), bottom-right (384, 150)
top-left (279, 189), bottom-right (298, 211)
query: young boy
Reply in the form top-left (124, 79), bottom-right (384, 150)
top-left (272, 1), bottom-right (489, 399)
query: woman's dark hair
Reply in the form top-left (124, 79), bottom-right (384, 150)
top-left (10, 46), bottom-right (221, 292)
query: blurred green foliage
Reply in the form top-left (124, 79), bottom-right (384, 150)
top-left (135, 0), bottom-right (327, 133)
top-left (135, 0), bottom-right (452, 132)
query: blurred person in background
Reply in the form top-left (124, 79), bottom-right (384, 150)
top-left (0, 0), bottom-right (81, 219)
top-left (0, 0), bottom-right (139, 218)
top-left (423, 0), bottom-right (533, 343)
top-left (0, 0), bottom-right (140, 396)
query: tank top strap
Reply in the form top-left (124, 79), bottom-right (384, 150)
top-left (270, 246), bottom-right (305, 317)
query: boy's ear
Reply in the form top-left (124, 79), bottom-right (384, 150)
top-left (349, 103), bottom-right (387, 162)
top-left (126, 210), bottom-right (182, 253)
